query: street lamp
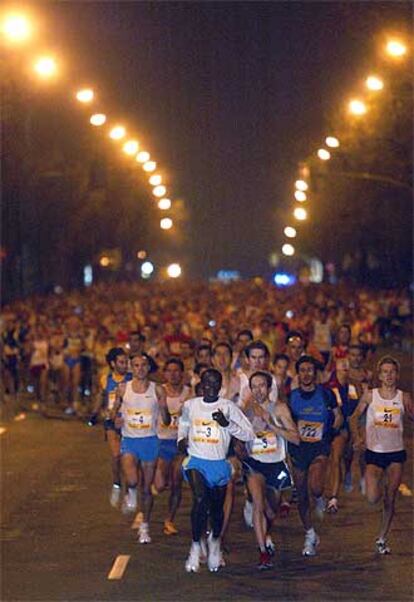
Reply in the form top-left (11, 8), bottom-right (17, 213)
top-left (386, 39), bottom-right (407, 58)
top-left (294, 190), bottom-right (307, 202)
top-left (295, 179), bottom-right (308, 192)
top-left (143, 160), bottom-right (156, 172)
top-left (282, 243), bottom-right (295, 256)
top-left (76, 88), bottom-right (94, 103)
top-left (136, 151), bottom-right (150, 163)
top-left (317, 148), bottom-right (331, 161)
top-left (284, 226), bottom-right (297, 238)
top-left (2, 13), bottom-right (32, 43)
top-left (158, 198), bottom-right (171, 210)
top-left (90, 113), bottom-right (106, 126)
top-left (160, 217), bottom-right (173, 230)
top-left (326, 136), bottom-right (340, 148)
top-left (149, 174), bottom-right (162, 186)
top-left (153, 185), bottom-right (166, 198)
top-left (109, 125), bottom-right (126, 140)
top-left (293, 207), bottom-right (307, 221)
top-left (167, 263), bottom-right (182, 278)
top-left (366, 75), bottom-right (384, 91)
top-left (34, 56), bottom-right (58, 79)
top-left (123, 140), bottom-right (139, 155)
top-left (348, 99), bottom-right (367, 116)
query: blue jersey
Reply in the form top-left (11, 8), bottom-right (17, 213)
top-left (102, 371), bottom-right (132, 412)
top-left (289, 385), bottom-right (337, 444)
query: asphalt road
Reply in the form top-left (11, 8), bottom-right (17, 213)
top-left (1, 403), bottom-right (413, 602)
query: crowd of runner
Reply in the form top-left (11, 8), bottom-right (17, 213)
top-left (1, 280), bottom-right (412, 571)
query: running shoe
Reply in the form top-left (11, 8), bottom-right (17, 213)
top-left (315, 496), bottom-right (326, 519)
top-left (302, 530), bottom-right (320, 557)
top-left (163, 520), bottom-right (178, 535)
top-left (138, 522), bottom-right (151, 544)
top-left (265, 535), bottom-right (276, 556)
top-left (207, 533), bottom-right (222, 572)
top-left (64, 406), bottom-right (75, 416)
top-left (326, 496), bottom-right (338, 514)
top-left (243, 499), bottom-right (254, 528)
top-left (343, 471), bottom-right (353, 493)
top-left (375, 538), bottom-right (391, 555)
top-left (258, 550), bottom-right (274, 571)
top-left (122, 489), bottom-right (137, 514)
top-left (185, 542), bottom-right (201, 573)
top-left (109, 484), bottom-right (121, 508)
top-left (398, 483), bottom-right (412, 497)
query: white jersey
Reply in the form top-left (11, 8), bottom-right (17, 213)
top-left (178, 396), bottom-right (254, 460)
top-left (239, 371), bottom-right (278, 405)
top-left (121, 381), bottom-right (159, 439)
top-left (244, 403), bottom-right (286, 463)
top-left (157, 385), bottom-right (190, 440)
top-left (366, 388), bottom-right (404, 453)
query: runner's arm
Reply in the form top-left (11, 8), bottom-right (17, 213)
top-left (110, 382), bottom-right (126, 420)
top-left (273, 404), bottom-right (300, 445)
top-left (156, 384), bottom-right (171, 426)
top-left (227, 404), bottom-right (255, 442)
top-left (177, 401), bottom-right (190, 453)
top-left (349, 389), bottom-right (372, 448)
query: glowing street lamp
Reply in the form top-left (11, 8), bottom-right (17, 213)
top-left (90, 113), bottom-right (106, 126)
top-left (348, 99), bottom-right (367, 116)
top-left (386, 39), bottom-right (407, 58)
top-left (143, 160), bottom-right (156, 172)
top-left (137, 250), bottom-right (147, 259)
top-left (167, 263), bottom-right (182, 278)
top-left (109, 125), bottom-right (126, 140)
top-left (295, 180), bottom-right (308, 192)
top-left (99, 255), bottom-right (110, 267)
top-left (136, 151), bottom-right (150, 163)
top-left (76, 88), bottom-right (94, 103)
top-left (34, 56), bottom-right (57, 79)
top-left (2, 13), bottom-right (32, 43)
top-left (317, 148), bottom-right (331, 161)
top-left (294, 207), bottom-right (307, 221)
top-left (284, 226), bottom-right (297, 238)
top-left (158, 198), bottom-right (171, 210)
top-left (123, 140), bottom-right (139, 155)
top-left (141, 261), bottom-right (154, 276)
top-left (153, 185), bottom-right (166, 198)
top-left (160, 217), bottom-right (173, 230)
top-left (366, 75), bottom-right (384, 91)
top-left (294, 190), bottom-right (307, 202)
top-left (282, 244), bottom-right (295, 256)
top-left (149, 174), bottom-right (162, 186)
top-left (326, 136), bottom-right (340, 148)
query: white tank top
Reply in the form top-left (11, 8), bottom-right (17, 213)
top-left (366, 389), bottom-right (404, 453)
top-left (157, 385), bottom-right (190, 440)
top-left (245, 404), bottom-right (286, 463)
top-left (121, 381), bottom-right (158, 439)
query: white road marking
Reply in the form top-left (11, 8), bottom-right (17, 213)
top-left (107, 555), bottom-right (130, 580)
top-left (0, 427), bottom-right (6, 435)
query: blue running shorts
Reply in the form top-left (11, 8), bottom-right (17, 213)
top-left (120, 436), bottom-right (159, 462)
top-left (182, 456), bottom-right (232, 488)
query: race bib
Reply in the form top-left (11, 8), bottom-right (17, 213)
top-left (192, 418), bottom-right (220, 444)
top-left (126, 408), bottom-right (152, 430)
top-left (251, 431), bottom-right (278, 455)
top-left (298, 420), bottom-right (323, 442)
top-left (374, 407), bottom-right (400, 429)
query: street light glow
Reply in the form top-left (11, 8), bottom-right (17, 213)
top-left (295, 180), bottom-right (308, 192)
top-left (109, 126), bottom-right (126, 140)
top-left (99, 256), bottom-right (110, 267)
top-left (153, 185), bottom-right (167, 198)
top-left (386, 39), bottom-right (407, 58)
top-left (136, 151), bottom-right (150, 163)
top-left (326, 136), bottom-right (340, 148)
top-left (294, 190), bottom-right (307, 202)
top-left (34, 56), bottom-right (57, 79)
top-left (282, 244), bottom-right (295, 256)
top-left (167, 263), bottom-right (182, 278)
top-left (76, 89), bottom-right (94, 103)
top-left (2, 13), bottom-right (32, 42)
top-left (348, 99), bottom-right (367, 116)
top-left (294, 207), bottom-right (307, 221)
top-left (158, 198), bottom-right (171, 210)
top-left (123, 140), bottom-right (139, 155)
top-left (141, 261), bottom-right (154, 276)
top-left (317, 148), bottom-right (331, 161)
top-left (160, 218), bottom-right (173, 230)
top-left (149, 174), bottom-right (162, 186)
top-left (143, 161), bottom-right (156, 172)
top-left (90, 113), bottom-right (106, 126)
top-left (137, 250), bottom-right (147, 259)
top-left (284, 226), bottom-right (297, 238)
top-left (365, 75), bottom-right (384, 91)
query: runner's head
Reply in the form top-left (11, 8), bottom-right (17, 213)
top-left (249, 370), bottom-right (272, 405)
top-left (105, 347), bottom-right (128, 374)
top-left (245, 340), bottom-right (270, 371)
top-left (201, 368), bottom-right (222, 402)
top-left (376, 355), bottom-right (399, 388)
top-left (285, 331), bottom-right (305, 362)
top-left (164, 357), bottom-right (184, 386)
top-left (336, 323), bottom-right (351, 346)
top-left (130, 353), bottom-right (151, 380)
top-left (273, 353), bottom-right (289, 379)
top-left (296, 355), bottom-right (318, 388)
top-left (348, 344), bottom-right (364, 368)
top-left (213, 341), bottom-right (233, 372)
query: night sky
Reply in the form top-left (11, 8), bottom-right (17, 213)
top-left (43, 2), bottom-right (411, 277)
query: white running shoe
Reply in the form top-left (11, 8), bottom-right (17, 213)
top-left (138, 522), bottom-right (151, 544)
top-left (207, 533), bottom-right (222, 572)
top-left (265, 535), bottom-right (276, 556)
top-left (185, 542), bottom-right (201, 573)
top-left (375, 538), bottom-right (391, 555)
top-left (243, 499), bottom-right (254, 528)
top-left (122, 489), bottom-right (137, 514)
top-left (109, 484), bottom-right (121, 508)
top-left (315, 496), bottom-right (326, 519)
top-left (302, 530), bottom-right (320, 557)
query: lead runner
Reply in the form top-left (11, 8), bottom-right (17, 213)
top-left (178, 368), bottom-right (254, 573)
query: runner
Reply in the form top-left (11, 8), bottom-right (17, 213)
top-left (154, 358), bottom-right (191, 535)
top-left (350, 356), bottom-right (413, 554)
top-left (112, 353), bottom-right (170, 543)
top-left (178, 368), bottom-right (254, 573)
top-left (241, 371), bottom-right (299, 569)
top-left (288, 356), bottom-right (342, 556)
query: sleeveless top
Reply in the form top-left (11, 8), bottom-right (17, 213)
top-left (121, 381), bottom-right (159, 438)
top-left (366, 389), bottom-right (404, 453)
